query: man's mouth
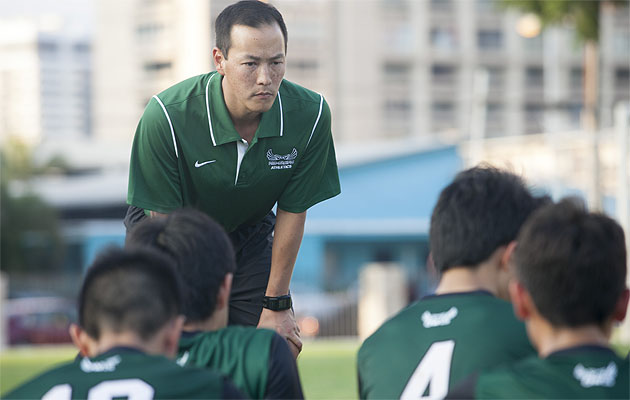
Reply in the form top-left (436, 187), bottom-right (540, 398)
top-left (254, 92), bottom-right (274, 99)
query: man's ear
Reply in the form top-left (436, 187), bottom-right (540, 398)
top-left (163, 315), bottom-right (185, 358)
top-left (501, 241), bottom-right (518, 272)
top-left (69, 324), bottom-right (91, 357)
top-left (613, 288), bottom-right (630, 323)
top-left (509, 280), bottom-right (534, 321)
top-left (212, 47), bottom-right (226, 75)
top-left (216, 273), bottom-right (233, 311)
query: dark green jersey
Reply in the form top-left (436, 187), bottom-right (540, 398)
top-left (357, 291), bottom-right (536, 399)
top-left (471, 346), bottom-right (629, 399)
top-left (127, 72), bottom-right (340, 233)
top-left (3, 347), bottom-right (241, 399)
top-left (177, 326), bottom-right (303, 399)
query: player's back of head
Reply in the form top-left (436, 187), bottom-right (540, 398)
top-left (430, 165), bottom-right (547, 272)
top-left (125, 208), bottom-right (236, 323)
top-left (215, 0), bottom-right (288, 56)
top-left (79, 246), bottom-right (182, 341)
top-left (514, 198), bottom-right (627, 328)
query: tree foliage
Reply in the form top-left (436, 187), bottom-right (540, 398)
top-left (1, 139), bottom-right (65, 273)
top-left (499, 0), bottom-right (628, 43)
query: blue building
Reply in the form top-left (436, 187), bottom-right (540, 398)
top-left (292, 142), bottom-right (461, 298)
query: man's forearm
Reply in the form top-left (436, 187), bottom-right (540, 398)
top-left (266, 209), bottom-right (306, 296)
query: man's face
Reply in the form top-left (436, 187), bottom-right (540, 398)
top-left (214, 23), bottom-right (286, 119)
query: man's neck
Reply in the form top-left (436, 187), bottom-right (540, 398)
top-left (434, 264), bottom-right (499, 297)
top-left (531, 319), bottom-right (611, 358)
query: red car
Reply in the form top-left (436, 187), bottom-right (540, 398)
top-left (5, 297), bottom-right (76, 345)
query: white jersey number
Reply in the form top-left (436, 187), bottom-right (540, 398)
top-left (42, 379), bottom-right (154, 400)
top-left (400, 340), bottom-right (455, 400)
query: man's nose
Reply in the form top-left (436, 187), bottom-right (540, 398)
top-left (257, 65), bottom-right (272, 86)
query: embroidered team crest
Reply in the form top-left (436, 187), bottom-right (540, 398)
top-left (267, 148), bottom-right (297, 170)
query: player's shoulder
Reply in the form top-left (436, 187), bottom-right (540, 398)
top-left (359, 300), bottom-right (425, 356)
top-left (279, 79), bottom-right (327, 112)
top-left (153, 72), bottom-right (216, 107)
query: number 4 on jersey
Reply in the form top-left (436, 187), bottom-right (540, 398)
top-left (400, 340), bottom-right (455, 400)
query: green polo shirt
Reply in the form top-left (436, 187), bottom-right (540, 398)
top-left (127, 72), bottom-right (340, 232)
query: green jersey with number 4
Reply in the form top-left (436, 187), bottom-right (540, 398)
top-left (472, 346), bottom-right (629, 399)
top-left (3, 347), bottom-right (234, 399)
top-left (357, 291), bottom-right (536, 399)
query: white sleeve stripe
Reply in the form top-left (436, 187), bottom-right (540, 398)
top-left (306, 94), bottom-right (323, 149)
top-left (152, 95), bottom-right (179, 158)
top-left (278, 90), bottom-right (284, 137)
top-left (205, 74), bottom-right (217, 146)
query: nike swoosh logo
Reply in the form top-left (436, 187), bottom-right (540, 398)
top-left (195, 160), bottom-right (216, 168)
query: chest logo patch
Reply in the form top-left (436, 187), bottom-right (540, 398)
top-left (267, 148), bottom-right (297, 170)
top-left (421, 307), bottom-right (458, 328)
top-left (573, 362), bottom-right (617, 388)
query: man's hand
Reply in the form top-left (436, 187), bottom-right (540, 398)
top-left (258, 308), bottom-right (302, 358)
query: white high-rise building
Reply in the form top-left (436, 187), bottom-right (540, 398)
top-left (93, 0), bottom-right (630, 145)
top-left (0, 17), bottom-right (92, 144)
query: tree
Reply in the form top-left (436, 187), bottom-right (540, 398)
top-left (0, 138), bottom-right (65, 273)
top-left (499, 0), bottom-right (628, 210)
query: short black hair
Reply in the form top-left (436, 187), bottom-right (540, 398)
top-left (430, 166), bottom-right (548, 272)
top-left (215, 0), bottom-right (288, 58)
top-left (125, 209), bottom-right (236, 323)
top-left (514, 198), bottom-right (627, 328)
top-left (79, 246), bottom-right (182, 341)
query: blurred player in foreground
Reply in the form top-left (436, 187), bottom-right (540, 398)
top-left (358, 166), bottom-right (549, 399)
top-left (3, 247), bottom-right (244, 399)
top-left (447, 199), bottom-right (629, 399)
top-left (126, 208), bottom-right (303, 399)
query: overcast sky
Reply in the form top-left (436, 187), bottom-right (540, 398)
top-left (0, 0), bottom-right (94, 35)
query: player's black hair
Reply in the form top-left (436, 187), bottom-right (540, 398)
top-left (215, 0), bottom-right (288, 58)
top-left (430, 165), bottom-right (549, 272)
top-left (79, 246), bottom-right (182, 341)
top-left (126, 208), bottom-right (237, 323)
top-left (514, 198), bottom-right (627, 327)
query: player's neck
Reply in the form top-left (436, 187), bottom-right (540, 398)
top-left (434, 263), bottom-right (499, 297)
top-left (183, 313), bottom-right (227, 333)
top-left (88, 332), bottom-right (160, 357)
top-left (532, 319), bottom-right (610, 358)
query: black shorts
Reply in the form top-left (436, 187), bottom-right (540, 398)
top-left (123, 206), bottom-right (274, 327)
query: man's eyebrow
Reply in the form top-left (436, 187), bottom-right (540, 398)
top-left (243, 53), bottom-right (285, 61)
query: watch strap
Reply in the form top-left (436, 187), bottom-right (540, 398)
top-left (262, 294), bottom-right (292, 311)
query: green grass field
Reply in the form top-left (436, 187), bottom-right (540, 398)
top-left (0, 339), bottom-right (361, 398)
top-left (2, 339), bottom-right (627, 398)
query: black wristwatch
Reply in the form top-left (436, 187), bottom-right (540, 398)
top-left (262, 294), bottom-right (292, 311)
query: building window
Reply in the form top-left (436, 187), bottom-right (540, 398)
top-left (144, 61), bottom-right (172, 72)
top-left (430, 27), bottom-right (457, 51)
top-left (616, 68), bottom-right (630, 89)
top-left (431, 64), bottom-right (457, 86)
top-left (384, 99), bottom-right (412, 115)
top-left (478, 30), bottom-right (503, 50)
top-left (383, 62), bottom-right (411, 84)
top-left (38, 41), bottom-right (58, 52)
top-left (431, 102), bottom-right (455, 122)
top-left (570, 67), bottom-right (583, 91)
top-left (524, 103), bottom-right (544, 134)
top-left (525, 66), bottom-right (544, 87)
top-left (431, 0), bottom-right (453, 12)
top-left (485, 66), bottom-right (505, 90)
top-left (288, 60), bottom-right (318, 72)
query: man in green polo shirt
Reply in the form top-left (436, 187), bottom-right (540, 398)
top-left (125, 0), bottom-right (341, 356)
top-left (447, 199), bottom-right (629, 399)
